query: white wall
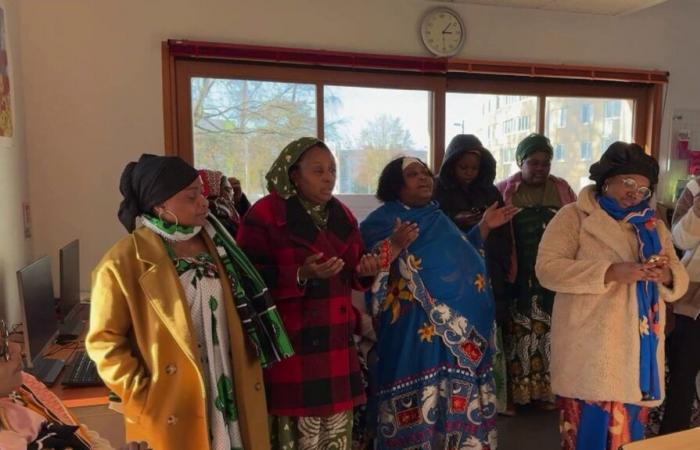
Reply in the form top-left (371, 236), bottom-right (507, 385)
top-left (0, 0), bottom-right (31, 325)
top-left (12, 0), bottom-right (700, 294)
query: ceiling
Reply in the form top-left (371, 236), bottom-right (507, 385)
top-left (438, 0), bottom-right (670, 16)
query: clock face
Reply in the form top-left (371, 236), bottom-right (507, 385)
top-left (420, 8), bottom-right (465, 57)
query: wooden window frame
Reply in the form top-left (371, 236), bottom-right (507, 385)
top-left (163, 40), bottom-right (666, 170)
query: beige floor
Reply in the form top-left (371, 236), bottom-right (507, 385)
top-left (71, 404), bottom-right (126, 449)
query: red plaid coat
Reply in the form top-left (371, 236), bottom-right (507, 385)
top-left (237, 192), bottom-right (369, 416)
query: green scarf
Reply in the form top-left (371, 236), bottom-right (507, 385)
top-left (265, 137), bottom-right (330, 229)
top-left (141, 214), bottom-right (200, 241)
top-left (143, 214), bottom-right (294, 368)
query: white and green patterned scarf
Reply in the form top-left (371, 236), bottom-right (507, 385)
top-left (143, 214), bottom-right (294, 368)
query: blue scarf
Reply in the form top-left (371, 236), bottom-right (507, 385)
top-left (597, 196), bottom-right (661, 401)
top-left (361, 201), bottom-right (494, 370)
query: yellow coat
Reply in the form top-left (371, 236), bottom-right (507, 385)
top-left (86, 227), bottom-right (270, 450)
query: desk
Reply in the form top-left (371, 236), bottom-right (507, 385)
top-left (622, 427), bottom-right (700, 449)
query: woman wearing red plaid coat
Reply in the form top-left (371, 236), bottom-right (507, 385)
top-left (237, 137), bottom-right (413, 450)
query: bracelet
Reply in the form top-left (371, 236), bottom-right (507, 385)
top-left (380, 239), bottom-right (392, 269)
top-left (296, 267), bottom-right (308, 287)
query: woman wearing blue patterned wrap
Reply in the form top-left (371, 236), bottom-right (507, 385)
top-left (360, 157), bottom-right (517, 449)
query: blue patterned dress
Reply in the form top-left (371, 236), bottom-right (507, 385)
top-left (361, 201), bottom-right (498, 450)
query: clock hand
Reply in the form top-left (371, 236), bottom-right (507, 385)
top-left (442, 23), bottom-right (451, 33)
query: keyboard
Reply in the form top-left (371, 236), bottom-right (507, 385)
top-left (62, 350), bottom-right (104, 387)
top-left (27, 357), bottom-right (65, 387)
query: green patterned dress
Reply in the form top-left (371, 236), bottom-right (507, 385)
top-left (507, 180), bottom-right (561, 406)
top-left (173, 251), bottom-right (243, 450)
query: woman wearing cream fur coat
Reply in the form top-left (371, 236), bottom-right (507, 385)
top-left (536, 142), bottom-right (688, 450)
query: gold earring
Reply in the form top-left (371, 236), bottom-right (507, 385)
top-left (158, 208), bottom-right (179, 227)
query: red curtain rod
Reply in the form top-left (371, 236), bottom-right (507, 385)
top-left (167, 40), bottom-right (668, 84)
top-left (168, 40), bottom-right (447, 73)
top-left (448, 60), bottom-right (668, 84)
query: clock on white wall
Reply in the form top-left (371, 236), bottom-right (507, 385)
top-left (419, 7), bottom-right (465, 57)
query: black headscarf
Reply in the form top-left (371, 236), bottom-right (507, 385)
top-left (589, 142), bottom-right (659, 192)
top-left (118, 154), bottom-right (199, 232)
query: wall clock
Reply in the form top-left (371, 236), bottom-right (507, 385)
top-left (420, 7), bottom-right (466, 57)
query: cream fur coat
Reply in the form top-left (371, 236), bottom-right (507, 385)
top-left (535, 185), bottom-right (689, 406)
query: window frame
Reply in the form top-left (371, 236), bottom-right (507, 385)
top-left (163, 40), bottom-right (666, 171)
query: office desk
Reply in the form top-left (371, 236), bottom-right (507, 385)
top-left (622, 427), bottom-right (700, 449)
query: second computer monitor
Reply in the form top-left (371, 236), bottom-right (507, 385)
top-left (17, 255), bottom-right (60, 366)
top-left (59, 239), bottom-right (80, 319)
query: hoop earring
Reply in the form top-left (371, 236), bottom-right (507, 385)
top-left (158, 208), bottom-right (179, 227)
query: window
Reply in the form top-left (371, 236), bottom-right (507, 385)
top-left (503, 118), bottom-right (516, 134)
top-left (324, 86), bottom-right (430, 194)
top-left (580, 141), bottom-right (593, 161)
top-left (554, 108), bottom-right (567, 128)
top-left (503, 148), bottom-right (515, 164)
top-left (604, 100), bottom-right (621, 118)
top-left (580, 104), bottom-right (593, 124)
top-left (518, 115), bottom-right (530, 131)
top-left (191, 78), bottom-right (317, 201)
top-left (167, 42), bottom-right (663, 205)
top-left (554, 144), bottom-right (565, 161)
top-left (189, 74), bottom-right (434, 201)
top-left (445, 93), bottom-right (537, 181)
top-left (604, 118), bottom-right (615, 136)
top-left (545, 97), bottom-right (634, 192)
top-left (602, 136), bottom-right (616, 152)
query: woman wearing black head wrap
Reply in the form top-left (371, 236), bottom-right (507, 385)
top-left (536, 142), bottom-right (688, 449)
top-left (87, 154), bottom-right (293, 450)
top-left (434, 134), bottom-right (515, 414)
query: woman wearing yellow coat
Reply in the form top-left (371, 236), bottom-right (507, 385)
top-left (86, 154), bottom-right (293, 450)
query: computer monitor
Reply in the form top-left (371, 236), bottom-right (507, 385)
top-left (59, 239), bottom-right (80, 320)
top-left (16, 255), bottom-right (60, 367)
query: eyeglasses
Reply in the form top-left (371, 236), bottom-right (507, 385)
top-left (0, 320), bottom-right (9, 362)
top-left (620, 177), bottom-right (652, 200)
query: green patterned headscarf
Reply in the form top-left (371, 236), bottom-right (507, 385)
top-left (516, 133), bottom-right (554, 166)
top-left (265, 137), bottom-right (332, 228)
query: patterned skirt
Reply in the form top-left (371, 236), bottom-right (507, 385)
top-left (270, 411), bottom-right (354, 450)
top-left (558, 397), bottom-right (648, 450)
top-left (505, 300), bottom-right (554, 405)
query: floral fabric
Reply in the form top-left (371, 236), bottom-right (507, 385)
top-left (361, 201), bottom-right (498, 449)
top-left (558, 397), bottom-right (648, 450)
top-left (270, 411), bottom-right (353, 450)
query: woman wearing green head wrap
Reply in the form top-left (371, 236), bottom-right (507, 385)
top-left (237, 137), bottom-right (414, 450)
top-left (496, 133), bottom-right (577, 412)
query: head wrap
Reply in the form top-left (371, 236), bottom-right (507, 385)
top-left (516, 133), bottom-right (554, 166)
top-left (199, 169), bottom-right (241, 233)
top-left (265, 137), bottom-right (327, 199)
top-left (265, 137), bottom-right (332, 228)
top-left (589, 141), bottom-right (659, 188)
top-left (118, 154), bottom-right (198, 232)
top-left (401, 157), bottom-right (422, 171)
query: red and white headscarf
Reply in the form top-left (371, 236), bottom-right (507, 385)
top-left (199, 169), bottom-right (241, 230)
